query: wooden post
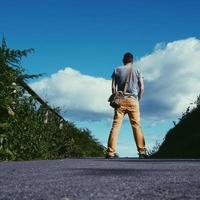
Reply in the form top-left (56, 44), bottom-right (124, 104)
top-left (17, 78), bottom-right (66, 124)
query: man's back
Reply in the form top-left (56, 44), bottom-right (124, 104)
top-left (112, 64), bottom-right (141, 96)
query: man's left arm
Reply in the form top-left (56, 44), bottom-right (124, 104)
top-left (112, 77), bottom-right (117, 94)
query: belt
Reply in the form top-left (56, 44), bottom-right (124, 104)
top-left (123, 93), bottom-right (138, 99)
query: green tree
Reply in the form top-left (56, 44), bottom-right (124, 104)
top-left (150, 95), bottom-right (200, 158)
top-left (0, 36), bottom-right (105, 160)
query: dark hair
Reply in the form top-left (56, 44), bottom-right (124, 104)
top-left (122, 52), bottom-right (134, 65)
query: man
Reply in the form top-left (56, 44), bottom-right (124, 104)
top-left (106, 52), bottom-right (148, 159)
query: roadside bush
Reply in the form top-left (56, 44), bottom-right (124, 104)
top-left (0, 36), bottom-right (105, 161)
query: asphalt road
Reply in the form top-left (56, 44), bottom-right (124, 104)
top-left (1, 158), bottom-right (200, 200)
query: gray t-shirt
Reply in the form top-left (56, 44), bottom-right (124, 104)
top-left (111, 64), bottom-right (142, 96)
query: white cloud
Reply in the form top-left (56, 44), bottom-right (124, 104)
top-left (30, 37), bottom-right (200, 121)
top-left (137, 37), bottom-right (200, 119)
top-left (30, 67), bottom-right (113, 120)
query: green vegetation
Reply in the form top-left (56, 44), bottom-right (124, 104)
top-left (150, 95), bottom-right (200, 158)
top-left (0, 36), bottom-right (105, 161)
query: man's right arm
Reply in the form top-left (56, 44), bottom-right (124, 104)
top-left (138, 76), bottom-right (144, 100)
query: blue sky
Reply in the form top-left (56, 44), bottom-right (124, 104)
top-left (1, 0), bottom-right (200, 156)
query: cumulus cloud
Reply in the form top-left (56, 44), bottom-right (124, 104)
top-left (137, 37), bottom-right (200, 119)
top-left (30, 68), bottom-right (113, 121)
top-left (30, 37), bottom-right (200, 121)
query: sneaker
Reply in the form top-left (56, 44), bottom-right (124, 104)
top-left (138, 153), bottom-right (149, 159)
top-left (105, 153), bottom-right (119, 159)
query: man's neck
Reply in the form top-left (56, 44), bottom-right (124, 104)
top-left (125, 62), bottom-right (132, 67)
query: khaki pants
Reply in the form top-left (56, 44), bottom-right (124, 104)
top-left (107, 97), bottom-right (146, 156)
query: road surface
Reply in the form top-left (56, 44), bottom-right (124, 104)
top-left (1, 158), bottom-right (200, 200)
